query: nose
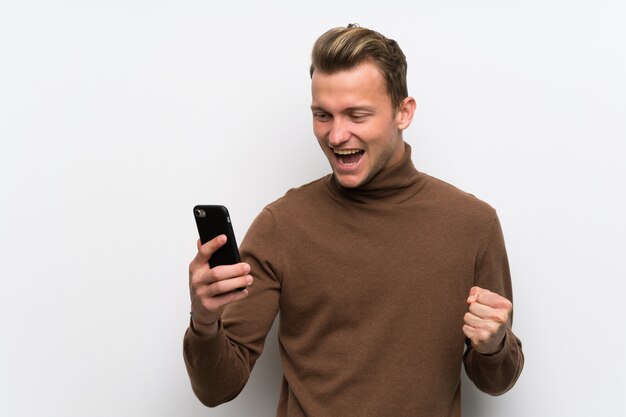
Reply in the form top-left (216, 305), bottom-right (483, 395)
top-left (328, 117), bottom-right (350, 146)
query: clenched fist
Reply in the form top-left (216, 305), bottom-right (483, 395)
top-left (462, 286), bottom-right (512, 355)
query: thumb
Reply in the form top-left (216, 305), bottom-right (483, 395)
top-left (193, 234), bottom-right (228, 267)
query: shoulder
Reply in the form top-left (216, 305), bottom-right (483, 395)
top-left (243, 175), bottom-right (330, 246)
top-left (420, 172), bottom-right (497, 224)
top-left (263, 175), bottom-right (331, 216)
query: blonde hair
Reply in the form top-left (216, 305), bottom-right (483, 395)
top-left (310, 24), bottom-right (408, 108)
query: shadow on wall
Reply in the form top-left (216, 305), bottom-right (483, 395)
top-left (239, 316), bottom-right (283, 416)
top-left (461, 369), bottom-right (492, 417)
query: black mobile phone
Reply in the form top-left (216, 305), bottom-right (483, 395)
top-left (193, 205), bottom-right (241, 267)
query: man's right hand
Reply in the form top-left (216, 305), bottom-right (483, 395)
top-left (188, 235), bottom-right (253, 337)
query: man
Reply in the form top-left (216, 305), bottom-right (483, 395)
top-left (185, 24), bottom-right (524, 417)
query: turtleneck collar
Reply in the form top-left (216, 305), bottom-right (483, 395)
top-left (325, 142), bottom-right (426, 205)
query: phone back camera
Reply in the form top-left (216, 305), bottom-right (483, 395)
top-left (195, 209), bottom-right (206, 218)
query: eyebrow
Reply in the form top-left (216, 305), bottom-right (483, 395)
top-left (310, 105), bottom-right (376, 113)
top-left (344, 106), bottom-right (376, 113)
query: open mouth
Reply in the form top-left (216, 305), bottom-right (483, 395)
top-left (334, 149), bottom-right (364, 166)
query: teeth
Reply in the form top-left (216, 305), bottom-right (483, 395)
top-left (334, 149), bottom-right (362, 155)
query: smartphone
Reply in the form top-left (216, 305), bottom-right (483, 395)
top-left (193, 205), bottom-right (241, 268)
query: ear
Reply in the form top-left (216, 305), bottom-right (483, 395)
top-left (395, 96), bottom-right (417, 130)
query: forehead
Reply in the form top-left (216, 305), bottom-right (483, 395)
top-left (311, 62), bottom-right (392, 110)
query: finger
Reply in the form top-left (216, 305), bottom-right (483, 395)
top-left (462, 324), bottom-right (492, 346)
top-left (191, 287), bottom-right (250, 324)
top-left (464, 308), bottom-right (508, 338)
top-left (189, 239), bottom-right (205, 273)
top-left (191, 275), bottom-right (253, 312)
top-left (467, 286), bottom-right (483, 304)
top-left (463, 323), bottom-right (491, 341)
top-left (463, 311), bottom-right (486, 329)
top-left (469, 301), bottom-right (510, 324)
top-left (191, 235), bottom-right (228, 268)
top-left (475, 290), bottom-right (512, 310)
top-left (468, 301), bottom-right (496, 320)
top-left (191, 263), bottom-right (250, 290)
top-left (203, 287), bottom-right (250, 311)
top-left (205, 275), bottom-right (254, 297)
top-left (462, 323), bottom-right (478, 340)
top-left (210, 263), bottom-right (251, 282)
top-left (469, 286), bottom-right (482, 297)
top-left (463, 314), bottom-right (501, 347)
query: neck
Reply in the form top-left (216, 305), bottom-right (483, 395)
top-left (326, 142), bottom-right (426, 205)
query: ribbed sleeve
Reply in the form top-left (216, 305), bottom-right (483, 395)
top-left (183, 208), bottom-right (282, 406)
top-left (463, 216), bottom-right (524, 395)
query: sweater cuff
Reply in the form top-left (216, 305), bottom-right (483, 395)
top-left (188, 317), bottom-right (221, 338)
top-left (184, 319), bottom-right (245, 382)
top-left (184, 319), bottom-right (228, 358)
top-left (476, 328), bottom-right (515, 363)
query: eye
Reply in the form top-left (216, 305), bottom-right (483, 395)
top-left (313, 111), bottom-right (332, 122)
top-left (349, 113), bottom-right (369, 122)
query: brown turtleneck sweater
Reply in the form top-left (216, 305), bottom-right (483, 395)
top-left (184, 143), bottom-right (524, 417)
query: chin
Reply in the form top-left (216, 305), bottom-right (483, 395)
top-left (334, 172), bottom-right (367, 189)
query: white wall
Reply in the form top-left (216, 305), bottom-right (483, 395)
top-left (1, 1), bottom-right (625, 416)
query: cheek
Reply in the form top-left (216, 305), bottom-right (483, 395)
top-left (376, 122), bottom-right (401, 145)
top-left (355, 123), bottom-right (389, 147)
top-left (312, 122), bottom-right (327, 141)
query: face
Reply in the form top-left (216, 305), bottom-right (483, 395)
top-left (311, 62), bottom-right (415, 188)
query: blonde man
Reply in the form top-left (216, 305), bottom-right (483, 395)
top-left (185, 25), bottom-right (524, 417)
